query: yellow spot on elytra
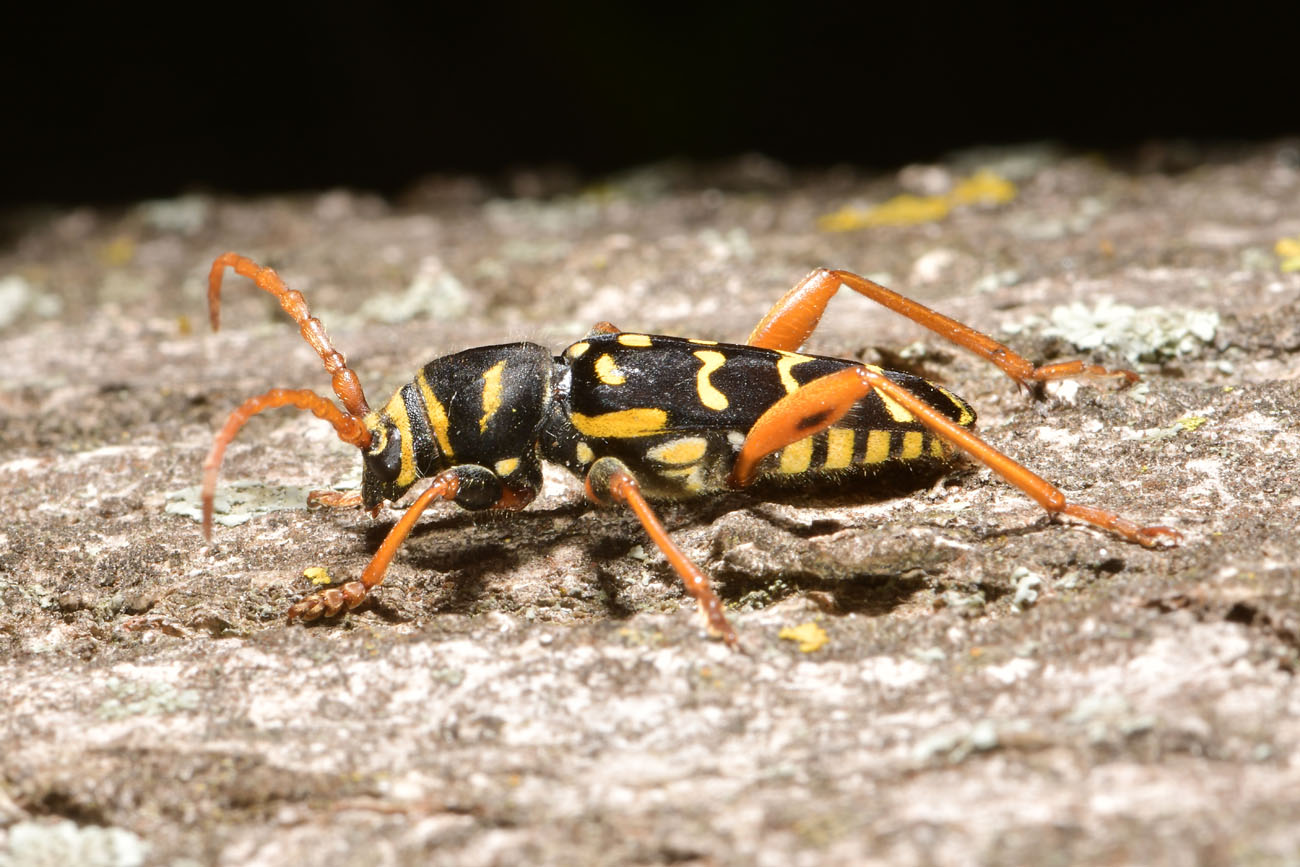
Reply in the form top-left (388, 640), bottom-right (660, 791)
top-left (779, 621), bottom-right (828, 653)
top-left (775, 351), bottom-right (814, 393)
top-left (688, 338), bottom-right (718, 345)
top-left (382, 390), bottom-right (418, 487)
top-left (571, 408), bottom-right (668, 438)
top-left (617, 333), bottom-right (653, 347)
top-left (494, 457), bottom-right (520, 476)
top-left (567, 341), bottom-right (591, 358)
top-left (900, 431), bottom-right (924, 460)
top-left (693, 350), bottom-right (729, 411)
top-left (936, 385), bottom-right (975, 426)
top-left (575, 441), bottom-right (595, 464)
top-left (779, 436), bottom-right (814, 474)
top-left (303, 567), bottom-right (332, 586)
top-left (479, 360), bottom-right (507, 433)
top-left (594, 353), bottom-right (626, 386)
top-left (929, 436), bottom-right (947, 458)
top-left (661, 465), bottom-right (706, 493)
top-left (876, 391), bottom-right (914, 424)
top-left (863, 430), bottom-right (891, 464)
top-left (646, 437), bottom-right (708, 465)
top-left (823, 428), bottom-right (855, 470)
top-left (416, 371), bottom-right (455, 458)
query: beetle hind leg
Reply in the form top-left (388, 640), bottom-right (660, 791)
top-left (748, 268), bottom-right (1138, 390)
top-left (729, 366), bottom-right (1179, 548)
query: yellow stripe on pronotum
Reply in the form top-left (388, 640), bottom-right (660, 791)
top-left (479, 360), bottom-right (507, 433)
top-left (415, 371), bottom-right (455, 458)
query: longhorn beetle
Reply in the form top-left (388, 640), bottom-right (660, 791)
top-left (199, 253), bottom-right (1179, 646)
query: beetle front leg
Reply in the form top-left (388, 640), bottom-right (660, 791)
top-left (288, 464), bottom-right (528, 621)
top-left (584, 457), bottom-right (740, 648)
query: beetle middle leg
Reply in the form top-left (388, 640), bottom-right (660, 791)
top-left (585, 456), bottom-right (740, 648)
top-left (747, 268), bottom-right (1138, 390)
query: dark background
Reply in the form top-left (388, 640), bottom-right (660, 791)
top-left (4, 4), bottom-right (1292, 206)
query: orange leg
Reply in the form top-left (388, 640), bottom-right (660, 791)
top-left (208, 252), bottom-right (374, 423)
top-left (202, 388), bottom-right (372, 541)
top-left (729, 367), bottom-right (1180, 548)
top-left (287, 471), bottom-right (462, 621)
top-left (748, 269), bottom-right (1137, 389)
top-left (585, 457), bottom-right (740, 648)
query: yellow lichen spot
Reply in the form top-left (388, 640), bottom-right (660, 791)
top-left (594, 353), bottom-right (626, 386)
top-left (575, 441), bottom-right (595, 464)
top-left (303, 567), bottom-right (333, 586)
top-left (646, 437), bottom-right (709, 465)
top-left (617, 333), bottom-right (653, 347)
top-left (818, 169), bottom-right (1017, 232)
top-left (479, 359), bottom-right (507, 433)
top-left (949, 169), bottom-right (1017, 206)
top-left (1175, 415), bottom-right (1208, 433)
top-left (99, 235), bottom-right (136, 266)
top-left (494, 457), bottom-right (520, 476)
top-left (571, 408), bottom-right (668, 438)
top-left (779, 621), bottom-right (828, 653)
top-left (693, 350), bottom-right (729, 411)
top-left (1275, 236), bottom-right (1300, 272)
top-left (818, 195), bottom-right (951, 231)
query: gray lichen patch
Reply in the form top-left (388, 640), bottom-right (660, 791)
top-left (1029, 297), bottom-right (1220, 362)
top-left (165, 480), bottom-right (321, 528)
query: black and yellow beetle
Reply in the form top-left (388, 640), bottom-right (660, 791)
top-left (200, 253), bottom-right (1179, 646)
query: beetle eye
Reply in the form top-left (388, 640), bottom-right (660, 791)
top-left (366, 424), bottom-right (404, 482)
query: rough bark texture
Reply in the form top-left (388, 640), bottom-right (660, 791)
top-left (2, 143), bottom-right (1298, 866)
